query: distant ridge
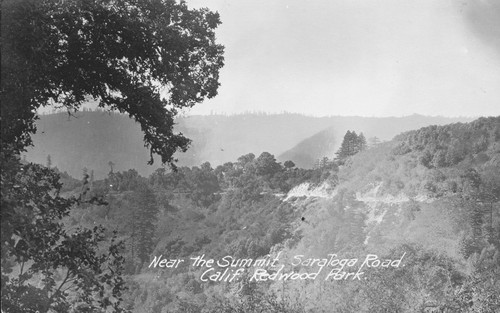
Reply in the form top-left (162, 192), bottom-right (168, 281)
top-left (278, 127), bottom-right (337, 168)
top-left (25, 111), bottom-right (473, 178)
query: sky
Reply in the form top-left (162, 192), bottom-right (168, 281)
top-left (184, 0), bottom-right (500, 117)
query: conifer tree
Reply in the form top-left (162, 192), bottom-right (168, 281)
top-left (335, 130), bottom-right (363, 164)
top-left (368, 136), bottom-right (381, 147)
top-left (46, 154), bottom-right (52, 168)
top-left (358, 132), bottom-right (367, 151)
top-left (127, 183), bottom-right (158, 266)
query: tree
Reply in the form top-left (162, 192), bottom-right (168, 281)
top-left (237, 153), bottom-right (256, 167)
top-left (283, 160), bottom-right (295, 170)
top-left (335, 130), bottom-right (363, 165)
top-left (1, 0), bottom-right (224, 311)
top-left (318, 156), bottom-right (331, 168)
top-left (126, 182), bottom-right (158, 268)
top-left (2, 0), bottom-right (224, 165)
top-left (46, 154), bottom-right (52, 168)
top-left (1, 162), bottom-right (127, 312)
top-left (255, 152), bottom-right (281, 177)
top-left (185, 162), bottom-right (220, 207)
top-left (357, 132), bottom-right (367, 151)
top-left (368, 136), bottom-right (381, 148)
top-left (90, 169), bottom-right (94, 189)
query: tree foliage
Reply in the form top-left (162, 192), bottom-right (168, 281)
top-left (123, 182), bottom-right (159, 271)
top-left (1, 162), bottom-right (127, 312)
top-left (2, 0), bottom-right (224, 164)
top-left (334, 130), bottom-right (367, 165)
top-left (393, 117), bottom-right (500, 168)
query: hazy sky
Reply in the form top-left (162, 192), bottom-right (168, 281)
top-left (185, 0), bottom-right (500, 117)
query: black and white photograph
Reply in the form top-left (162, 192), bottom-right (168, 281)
top-left (1, 0), bottom-right (499, 312)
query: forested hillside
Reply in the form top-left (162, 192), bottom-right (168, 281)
top-left (57, 116), bottom-right (499, 312)
top-left (25, 111), bottom-right (472, 178)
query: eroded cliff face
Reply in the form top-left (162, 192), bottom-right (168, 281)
top-left (283, 180), bottom-right (437, 246)
top-left (285, 181), bottom-right (336, 200)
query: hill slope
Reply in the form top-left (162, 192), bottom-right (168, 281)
top-left (265, 116), bottom-right (500, 311)
top-left (277, 127), bottom-right (337, 168)
top-left (279, 114), bottom-right (476, 168)
top-left (64, 116), bottom-right (499, 312)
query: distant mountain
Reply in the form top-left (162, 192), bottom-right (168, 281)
top-left (25, 111), bottom-right (474, 178)
top-left (26, 111), bottom-right (152, 179)
top-left (278, 127), bottom-right (337, 168)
